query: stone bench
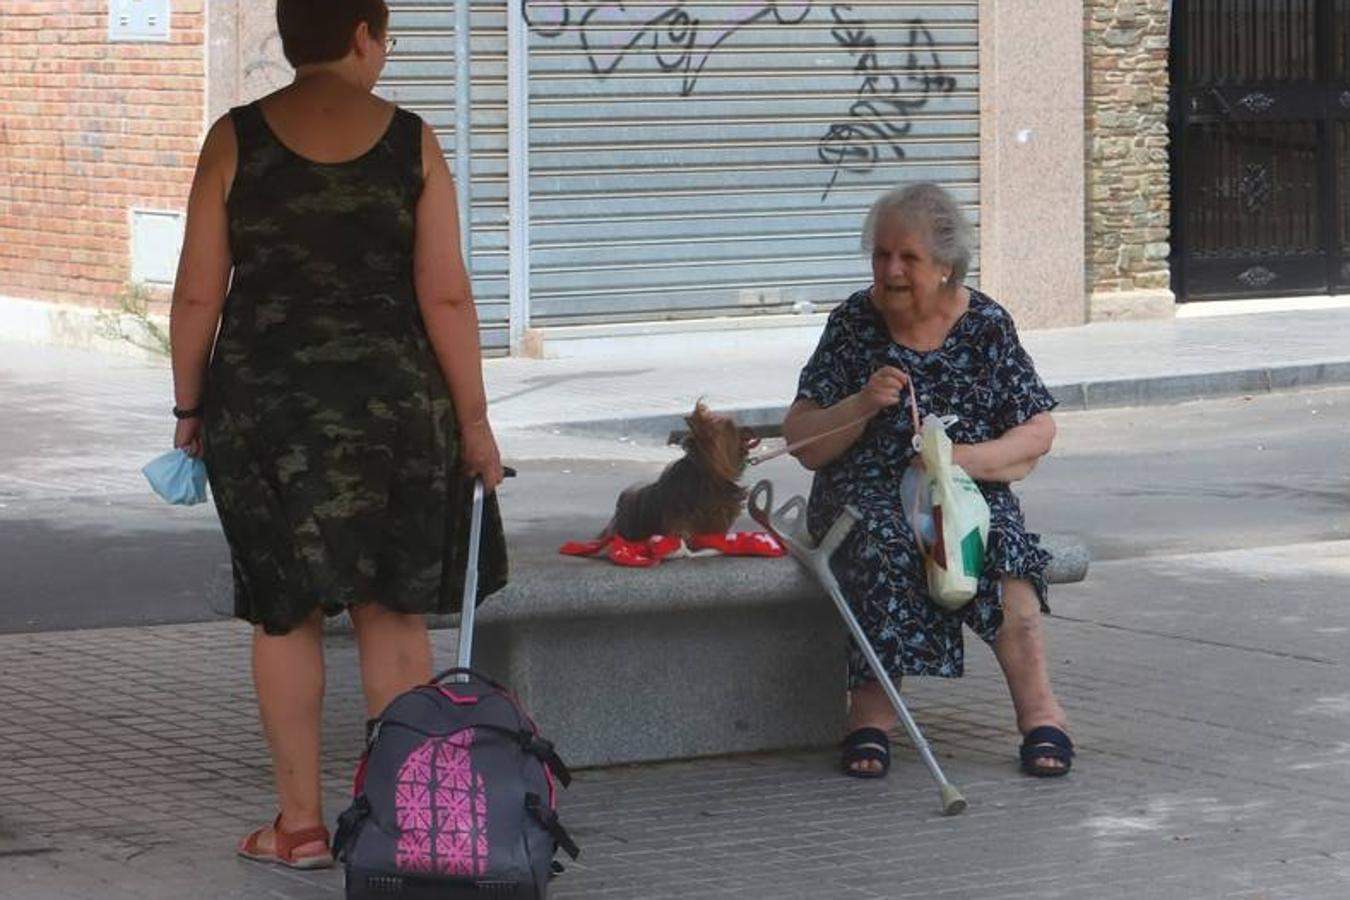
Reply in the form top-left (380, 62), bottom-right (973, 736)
top-left (468, 534), bottom-right (1089, 768)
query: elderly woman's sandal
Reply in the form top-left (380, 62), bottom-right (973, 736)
top-left (237, 814), bottom-right (334, 869)
top-left (1019, 725), bottom-right (1074, 777)
top-left (841, 727), bottom-right (891, 779)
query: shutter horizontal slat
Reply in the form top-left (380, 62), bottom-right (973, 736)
top-left (527, 0), bottom-right (980, 326)
top-left (383, 1), bottom-right (510, 351)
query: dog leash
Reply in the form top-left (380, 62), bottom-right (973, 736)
top-left (749, 375), bottom-right (921, 466)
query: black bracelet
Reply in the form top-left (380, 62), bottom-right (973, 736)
top-left (173, 405), bottom-right (204, 420)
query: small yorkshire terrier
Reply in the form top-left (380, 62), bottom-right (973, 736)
top-left (602, 402), bottom-right (757, 541)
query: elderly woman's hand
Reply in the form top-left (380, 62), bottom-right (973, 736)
top-left (861, 366), bottom-right (911, 413)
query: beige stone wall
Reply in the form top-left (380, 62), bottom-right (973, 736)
top-left (1085, 0), bottom-right (1174, 320)
top-left (979, 0), bottom-right (1087, 329)
top-left (206, 2), bottom-right (290, 124)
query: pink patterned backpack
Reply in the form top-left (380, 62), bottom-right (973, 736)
top-left (334, 667), bottom-right (577, 899)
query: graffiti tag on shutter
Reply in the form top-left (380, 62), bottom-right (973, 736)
top-left (817, 14), bottom-right (955, 201)
top-left (522, 0), bottom-right (813, 96)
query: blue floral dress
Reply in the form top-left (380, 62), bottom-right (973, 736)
top-left (795, 287), bottom-right (1058, 687)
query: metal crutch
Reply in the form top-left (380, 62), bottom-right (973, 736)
top-left (748, 478), bottom-right (967, 816)
top-left (455, 466), bottom-right (515, 673)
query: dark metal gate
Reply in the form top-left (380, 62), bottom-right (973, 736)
top-left (1172, 0), bottom-right (1350, 300)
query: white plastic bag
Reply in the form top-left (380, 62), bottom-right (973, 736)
top-left (906, 414), bottom-right (990, 611)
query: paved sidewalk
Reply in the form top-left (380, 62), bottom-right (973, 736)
top-left (4, 305), bottom-right (1350, 476)
top-left (3, 307), bottom-right (1350, 898)
top-left (1, 541), bottom-right (1349, 898)
top-left (484, 306), bottom-right (1350, 439)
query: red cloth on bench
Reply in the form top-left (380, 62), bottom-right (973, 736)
top-left (559, 532), bottom-right (786, 568)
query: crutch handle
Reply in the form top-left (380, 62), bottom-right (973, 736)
top-left (748, 479), bottom-right (774, 531)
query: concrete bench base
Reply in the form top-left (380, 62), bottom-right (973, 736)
top-left (470, 535), bottom-right (1088, 769)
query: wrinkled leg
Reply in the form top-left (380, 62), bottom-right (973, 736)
top-left (992, 577), bottom-right (1069, 770)
top-left (844, 677), bottom-right (901, 775)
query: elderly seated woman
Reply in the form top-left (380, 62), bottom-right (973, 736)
top-left (783, 182), bottom-right (1073, 779)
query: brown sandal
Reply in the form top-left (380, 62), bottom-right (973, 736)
top-left (237, 813), bottom-right (334, 870)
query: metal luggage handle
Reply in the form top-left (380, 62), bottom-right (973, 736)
top-left (455, 465), bottom-right (516, 674)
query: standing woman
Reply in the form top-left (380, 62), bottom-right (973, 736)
top-left (169, 0), bottom-right (507, 867)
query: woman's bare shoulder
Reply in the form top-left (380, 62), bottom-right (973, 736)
top-left (198, 113), bottom-right (239, 179)
top-left (204, 112), bottom-right (237, 147)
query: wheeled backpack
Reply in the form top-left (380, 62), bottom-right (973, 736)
top-left (333, 473), bottom-right (579, 899)
top-left (334, 667), bottom-right (577, 899)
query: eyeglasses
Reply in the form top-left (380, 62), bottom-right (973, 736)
top-left (384, 35), bottom-right (398, 54)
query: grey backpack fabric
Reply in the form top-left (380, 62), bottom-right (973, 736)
top-left (334, 668), bottom-right (577, 900)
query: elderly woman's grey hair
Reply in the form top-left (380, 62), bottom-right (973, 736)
top-left (861, 183), bottom-right (975, 284)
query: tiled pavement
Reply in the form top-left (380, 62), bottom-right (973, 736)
top-left (5, 309), bottom-right (1350, 897)
top-left (2, 541), bottom-right (1348, 899)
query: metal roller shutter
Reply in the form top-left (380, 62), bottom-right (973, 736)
top-left (379, 0), bottom-right (511, 353)
top-left (524, 0), bottom-right (981, 327)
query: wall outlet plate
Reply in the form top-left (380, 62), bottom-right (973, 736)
top-left (109, 0), bottom-right (171, 42)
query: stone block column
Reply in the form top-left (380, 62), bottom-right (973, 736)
top-left (979, 0), bottom-right (1088, 329)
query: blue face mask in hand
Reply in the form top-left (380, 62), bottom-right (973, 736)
top-left (142, 449), bottom-right (209, 506)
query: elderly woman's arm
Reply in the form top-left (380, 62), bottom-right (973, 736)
top-left (783, 396), bottom-right (873, 470)
top-left (953, 412), bottom-right (1056, 483)
top-left (784, 366), bottom-right (911, 470)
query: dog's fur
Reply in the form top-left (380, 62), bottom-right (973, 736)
top-left (601, 402), bottom-right (753, 541)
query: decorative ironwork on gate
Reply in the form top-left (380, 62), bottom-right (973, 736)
top-left (1172, 0), bottom-right (1350, 300)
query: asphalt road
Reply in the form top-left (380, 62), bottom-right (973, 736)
top-left (1, 385), bottom-right (1347, 633)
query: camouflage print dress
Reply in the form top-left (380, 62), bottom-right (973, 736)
top-left (203, 101), bottom-right (507, 635)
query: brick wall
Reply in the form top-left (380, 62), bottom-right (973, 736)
top-left (1085, 0), bottom-right (1173, 313)
top-left (0, 1), bottom-right (206, 309)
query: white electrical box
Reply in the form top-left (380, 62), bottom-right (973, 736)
top-left (109, 0), bottom-right (171, 42)
top-left (130, 209), bottom-right (185, 285)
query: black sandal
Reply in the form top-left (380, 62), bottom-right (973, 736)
top-left (1019, 725), bottom-right (1074, 777)
top-left (841, 727), bottom-right (891, 779)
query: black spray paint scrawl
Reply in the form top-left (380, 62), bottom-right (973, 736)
top-left (818, 15), bottom-right (957, 200)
